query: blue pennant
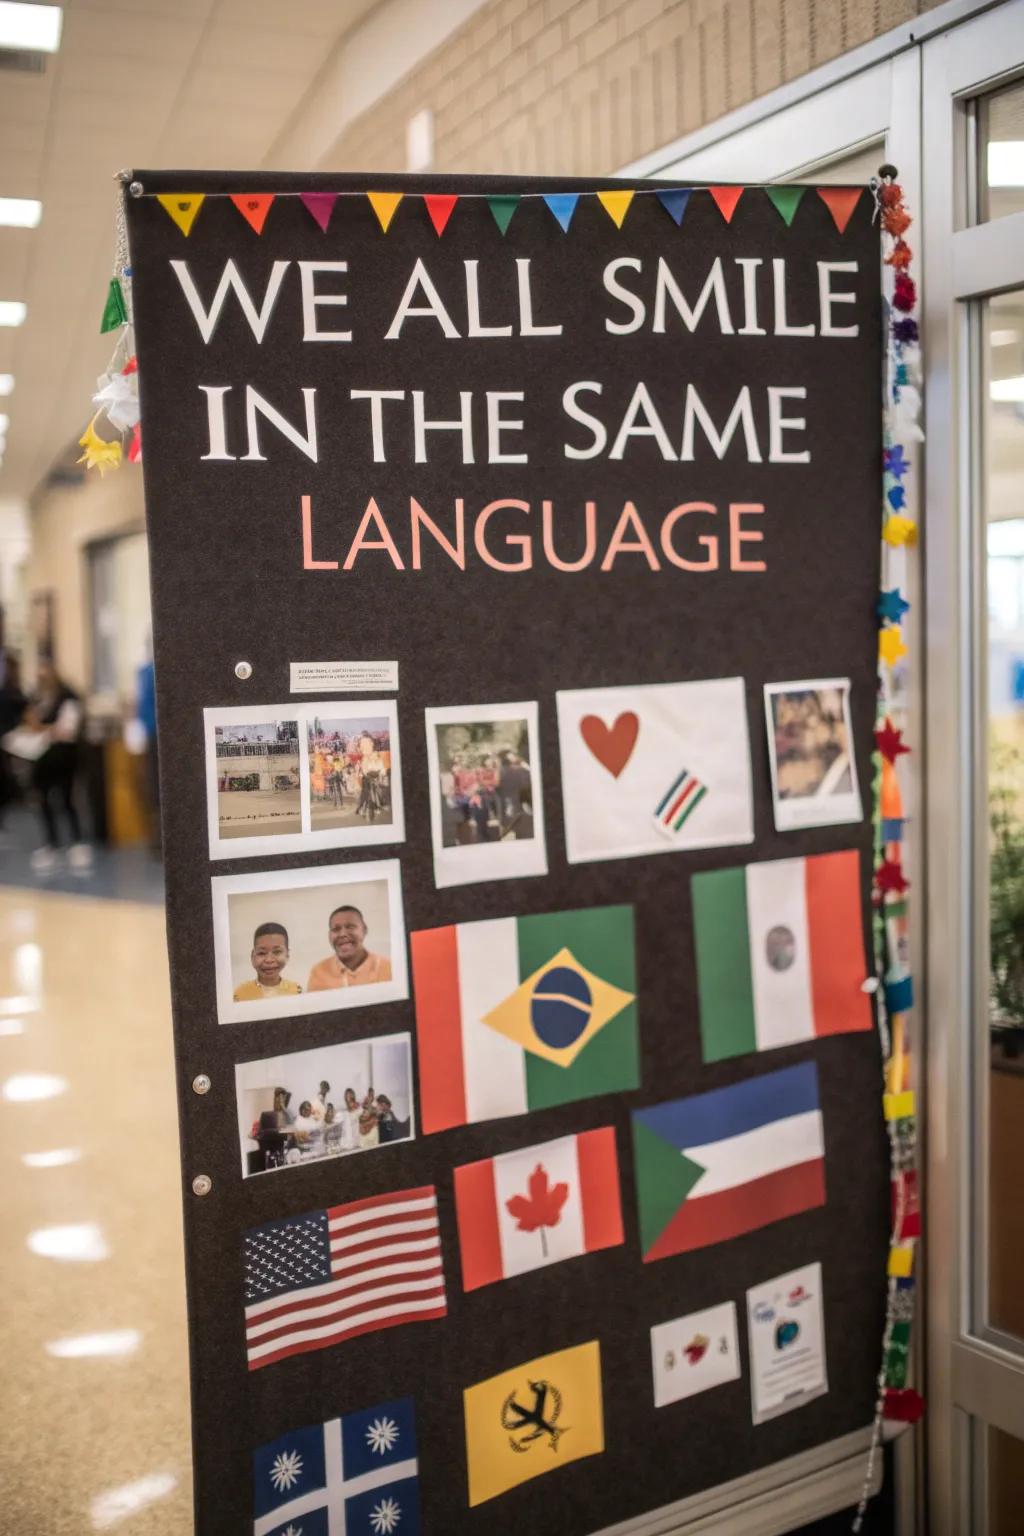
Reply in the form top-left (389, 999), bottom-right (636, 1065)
top-left (543, 193), bottom-right (579, 232)
top-left (655, 188), bottom-right (691, 226)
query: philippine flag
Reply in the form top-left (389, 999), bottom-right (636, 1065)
top-left (631, 1062), bottom-right (826, 1262)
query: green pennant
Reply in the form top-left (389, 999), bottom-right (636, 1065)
top-left (765, 186), bottom-right (807, 227)
top-left (487, 194), bottom-right (519, 235)
top-left (100, 277), bottom-right (127, 333)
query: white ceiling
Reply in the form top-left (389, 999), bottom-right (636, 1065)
top-left (0, 0), bottom-right (383, 502)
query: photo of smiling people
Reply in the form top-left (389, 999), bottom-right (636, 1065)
top-left (235, 1034), bottom-right (413, 1177)
top-left (204, 700), bottom-right (403, 859)
top-left (211, 859), bottom-right (407, 1024)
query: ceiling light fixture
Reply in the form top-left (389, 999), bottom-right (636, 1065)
top-left (0, 197), bottom-right (41, 228)
top-left (0, 301), bottom-right (26, 327)
top-left (0, 2), bottom-right (62, 52)
top-left (988, 141), bottom-right (1024, 188)
top-left (0, 374), bottom-right (12, 395)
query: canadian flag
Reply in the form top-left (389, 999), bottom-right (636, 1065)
top-left (453, 1128), bottom-right (624, 1292)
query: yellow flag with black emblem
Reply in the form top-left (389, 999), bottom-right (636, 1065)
top-left (464, 1340), bottom-right (604, 1506)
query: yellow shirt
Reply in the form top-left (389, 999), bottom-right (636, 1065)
top-left (306, 952), bottom-right (392, 991)
top-left (233, 978), bottom-right (303, 1002)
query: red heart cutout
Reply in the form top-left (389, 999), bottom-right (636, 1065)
top-left (580, 712), bottom-right (639, 777)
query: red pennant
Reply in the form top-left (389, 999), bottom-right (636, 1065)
top-left (128, 423), bottom-right (142, 464)
top-left (708, 186), bottom-right (744, 223)
top-left (883, 1388), bottom-right (925, 1424)
top-left (230, 193), bottom-right (275, 235)
top-left (817, 186), bottom-right (862, 234)
top-left (424, 194), bottom-right (458, 236)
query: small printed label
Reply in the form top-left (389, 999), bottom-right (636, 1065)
top-left (290, 660), bottom-right (399, 694)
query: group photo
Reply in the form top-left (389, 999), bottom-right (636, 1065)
top-left (211, 858), bottom-right (408, 1023)
top-left (235, 1034), bottom-right (413, 1178)
top-left (764, 679), bottom-right (863, 831)
top-left (204, 700), bottom-right (404, 858)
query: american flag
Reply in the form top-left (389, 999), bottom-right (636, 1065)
top-left (243, 1185), bottom-right (446, 1371)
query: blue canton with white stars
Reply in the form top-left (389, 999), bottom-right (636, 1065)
top-left (244, 1210), bottom-right (332, 1304)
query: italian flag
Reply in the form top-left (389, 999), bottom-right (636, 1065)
top-left (454, 1128), bottom-right (624, 1292)
top-left (692, 849), bottom-right (871, 1063)
top-left (411, 905), bottom-right (638, 1135)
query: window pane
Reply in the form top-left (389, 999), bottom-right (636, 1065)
top-left (978, 78), bottom-right (1024, 224)
top-left (985, 291), bottom-right (1024, 1338)
top-left (988, 1425), bottom-right (1024, 1535)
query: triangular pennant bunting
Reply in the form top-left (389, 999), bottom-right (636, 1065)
top-left (230, 193), bottom-right (275, 235)
top-left (543, 193), bottom-right (579, 232)
top-left (765, 186), bottom-right (807, 227)
top-left (424, 193), bottom-right (458, 236)
top-left (156, 194), bottom-right (205, 236)
top-left (655, 188), bottom-right (691, 226)
top-left (708, 186), bottom-right (744, 223)
top-left (597, 189), bottom-right (634, 228)
top-left (100, 277), bottom-right (127, 334)
top-left (367, 191), bottom-right (403, 232)
top-left (487, 194), bottom-right (519, 234)
top-left (300, 192), bottom-right (338, 232)
top-left (817, 186), bottom-right (863, 234)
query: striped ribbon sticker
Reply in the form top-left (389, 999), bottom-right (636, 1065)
top-left (652, 767), bottom-right (707, 837)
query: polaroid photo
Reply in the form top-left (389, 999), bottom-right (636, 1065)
top-left (235, 1032), bottom-right (414, 1179)
top-left (203, 700), bottom-right (404, 859)
top-left (764, 679), bottom-right (863, 831)
top-left (424, 701), bottom-right (547, 888)
top-left (211, 858), bottom-right (408, 1025)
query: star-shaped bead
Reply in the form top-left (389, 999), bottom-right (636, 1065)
top-left (875, 719), bottom-right (910, 763)
top-left (879, 626), bottom-right (908, 666)
top-left (887, 484), bottom-right (907, 510)
top-left (884, 514), bottom-right (917, 548)
top-left (876, 857), bottom-right (910, 895)
top-left (877, 589), bottom-right (910, 623)
top-left (884, 444), bottom-right (910, 478)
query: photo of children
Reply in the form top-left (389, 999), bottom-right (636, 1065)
top-left (204, 700), bottom-right (403, 858)
top-left (235, 1034), bottom-right (413, 1178)
top-left (211, 859), bottom-right (407, 1024)
top-left (764, 679), bottom-right (863, 831)
top-left (308, 714), bottom-right (393, 831)
top-left (213, 719), bottom-right (301, 840)
top-left (424, 702), bottom-right (548, 888)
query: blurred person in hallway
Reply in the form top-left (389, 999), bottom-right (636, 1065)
top-left (24, 654), bottom-right (91, 874)
top-left (136, 643), bottom-right (160, 853)
top-left (0, 640), bottom-right (26, 845)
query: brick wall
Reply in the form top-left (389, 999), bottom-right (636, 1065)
top-left (322, 0), bottom-right (943, 176)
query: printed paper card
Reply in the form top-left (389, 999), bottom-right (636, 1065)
top-left (692, 849), bottom-right (872, 1062)
top-left (555, 677), bottom-right (754, 865)
top-left (243, 1186), bottom-right (446, 1371)
top-left (252, 1398), bottom-right (419, 1536)
top-left (454, 1127), bottom-right (624, 1291)
top-left (464, 1340), bottom-right (604, 1506)
top-left (746, 1262), bottom-right (828, 1424)
top-left (764, 679), bottom-right (863, 831)
top-left (651, 1302), bottom-right (741, 1408)
top-left (411, 904), bottom-right (638, 1134)
top-left (631, 1062), bottom-right (826, 1262)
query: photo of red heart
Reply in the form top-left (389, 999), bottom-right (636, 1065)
top-left (580, 712), bottom-right (639, 777)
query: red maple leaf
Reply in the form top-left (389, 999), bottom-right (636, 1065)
top-left (506, 1164), bottom-right (569, 1258)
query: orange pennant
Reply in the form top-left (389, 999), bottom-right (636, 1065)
top-left (881, 758), bottom-right (903, 821)
top-left (367, 192), bottom-right (403, 232)
top-left (230, 193), bottom-right (275, 235)
top-left (708, 186), bottom-right (743, 223)
top-left (817, 186), bottom-right (863, 234)
top-left (424, 193), bottom-right (458, 236)
top-left (156, 194), bottom-right (205, 236)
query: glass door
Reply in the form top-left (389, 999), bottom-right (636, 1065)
top-left (924, 5), bottom-right (1024, 1531)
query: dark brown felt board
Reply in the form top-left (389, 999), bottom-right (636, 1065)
top-left (127, 171), bottom-right (888, 1535)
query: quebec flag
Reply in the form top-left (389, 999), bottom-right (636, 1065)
top-left (252, 1397), bottom-right (419, 1536)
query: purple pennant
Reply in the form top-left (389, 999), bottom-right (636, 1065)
top-left (301, 192), bottom-right (338, 233)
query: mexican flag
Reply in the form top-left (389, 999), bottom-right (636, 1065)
top-left (411, 905), bottom-right (638, 1134)
top-left (692, 849), bottom-right (872, 1063)
top-left (454, 1127), bottom-right (624, 1292)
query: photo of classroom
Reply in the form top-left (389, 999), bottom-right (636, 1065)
top-left (235, 1034), bottom-right (413, 1178)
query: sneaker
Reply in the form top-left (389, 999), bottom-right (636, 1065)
top-left (68, 843), bottom-right (94, 872)
top-left (30, 846), bottom-right (58, 874)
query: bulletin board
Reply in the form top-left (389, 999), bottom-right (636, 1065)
top-left (127, 171), bottom-right (890, 1536)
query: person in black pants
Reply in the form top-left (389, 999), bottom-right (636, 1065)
top-left (0, 651), bottom-right (26, 841)
top-left (26, 656), bottom-right (91, 874)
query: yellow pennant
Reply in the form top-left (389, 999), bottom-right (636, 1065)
top-left (367, 191), bottom-right (403, 232)
top-left (464, 1340), bottom-right (603, 1506)
top-left (884, 1089), bottom-right (915, 1122)
top-left (597, 190), bottom-right (634, 228)
top-left (888, 1242), bottom-right (915, 1279)
top-left (156, 194), bottom-right (206, 236)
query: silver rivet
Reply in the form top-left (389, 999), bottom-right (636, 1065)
top-left (861, 977), bottom-right (880, 993)
top-left (234, 660), bottom-right (253, 681)
top-left (129, 180), bottom-right (144, 198)
top-left (192, 1073), bottom-right (211, 1095)
top-left (192, 1174), bottom-right (212, 1197)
